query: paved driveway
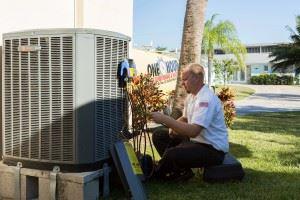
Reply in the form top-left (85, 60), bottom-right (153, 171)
top-left (235, 85), bottom-right (300, 115)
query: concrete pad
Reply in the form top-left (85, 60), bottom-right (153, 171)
top-left (0, 162), bottom-right (17, 199)
top-left (0, 170), bottom-right (15, 199)
top-left (57, 171), bottom-right (101, 199)
top-left (39, 178), bottom-right (51, 200)
top-left (0, 161), bottom-right (102, 200)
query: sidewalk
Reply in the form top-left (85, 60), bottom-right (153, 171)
top-left (235, 85), bottom-right (300, 115)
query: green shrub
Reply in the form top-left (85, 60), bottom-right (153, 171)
top-left (269, 74), bottom-right (279, 84)
top-left (295, 77), bottom-right (300, 85)
top-left (250, 76), bottom-right (259, 84)
top-left (280, 75), bottom-right (294, 85)
top-left (250, 74), bottom-right (294, 85)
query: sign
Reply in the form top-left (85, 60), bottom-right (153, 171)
top-left (147, 58), bottom-right (179, 83)
top-left (124, 142), bottom-right (143, 175)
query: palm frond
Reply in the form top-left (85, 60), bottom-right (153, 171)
top-left (202, 14), bottom-right (246, 63)
top-left (269, 16), bottom-right (300, 73)
top-left (296, 15), bottom-right (300, 36)
top-left (270, 44), bottom-right (300, 71)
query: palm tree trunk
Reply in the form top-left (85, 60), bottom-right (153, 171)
top-left (207, 54), bottom-right (213, 87)
top-left (223, 60), bottom-right (226, 86)
top-left (172, 0), bottom-right (207, 119)
top-left (223, 71), bottom-right (226, 86)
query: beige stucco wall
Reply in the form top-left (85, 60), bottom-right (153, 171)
top-left (0, 0), bottom-right (133, 45)
top-left (83, 0), bottom-right (133, 39)
top-left (0, 0), bottom-right (74, 45)
top-left (0, 46), bottom-right (2, 159)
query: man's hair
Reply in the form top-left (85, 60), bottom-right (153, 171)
top-left (185, 63), bottom-right (205, 81)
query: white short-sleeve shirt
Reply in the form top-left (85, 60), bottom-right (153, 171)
top-left (183, 85), bottom-right (229, 152)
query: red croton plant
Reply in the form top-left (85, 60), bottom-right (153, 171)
top-left (127, 74), bottom-right (167, 157)
top-left (217, 87), bottom-right (236, 128)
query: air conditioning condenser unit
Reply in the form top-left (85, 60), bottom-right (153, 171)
top-left (2, 29), bottom-right (130, 171)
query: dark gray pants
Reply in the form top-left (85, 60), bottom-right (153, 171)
top-left (152, 127), bottom-right (225, 178)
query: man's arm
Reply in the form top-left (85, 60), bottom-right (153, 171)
top-left (151, 112), bottom-right (202, 138)
top-left (169, 116), bottom-right (187, 136)
top-left (177, 116), bottom-right (187, 123)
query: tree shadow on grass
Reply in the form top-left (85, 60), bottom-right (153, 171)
top-left (231, 112), bottom-right (300, 137)
top-left (142, 168), bottom-right (300, 200)
top-left (261, 138), bottom-right (295, 146)
top-left (229, 142), bottom-right (252, 159)
top-left (277, 151), bottom-right (300, 168)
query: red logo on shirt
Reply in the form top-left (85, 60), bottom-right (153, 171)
top-left (199, 102), bottom-right (208, 107)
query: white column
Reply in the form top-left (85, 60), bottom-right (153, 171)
top-left (75, 0), bottom-right (84, 28)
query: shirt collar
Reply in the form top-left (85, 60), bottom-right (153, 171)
top-left (193, 84), bottom-right (207, 98)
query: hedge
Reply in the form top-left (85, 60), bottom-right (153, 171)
top-left (250, 74), bottom-right (294, 85)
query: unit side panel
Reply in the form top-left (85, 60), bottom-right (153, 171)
top-left (75, 33), bottom-right (95, 163)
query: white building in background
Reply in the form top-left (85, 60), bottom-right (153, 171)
top-left (214, 43), bottom-right (296, 84)
top-left (0, 0), bottom-right (133, 45)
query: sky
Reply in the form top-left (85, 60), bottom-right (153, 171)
top-left (133, 0), bottom-right (300, 49)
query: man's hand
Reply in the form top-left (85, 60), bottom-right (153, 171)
top-left (151, 112), bottom-right (203, 138)
top-left (169, 128), bottom-right (177, 138)
top-left (151, 112), bottom-right (165, 124)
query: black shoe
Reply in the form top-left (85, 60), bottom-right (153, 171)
top-left (150, 165), bottom-right (194, 182)
top-left (139, 154), bottom-right (154, 178)
top-left (171, 169), bottom-right (195, 182)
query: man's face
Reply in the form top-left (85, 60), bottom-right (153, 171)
top-left (181, 71), bottom-right (193, 93)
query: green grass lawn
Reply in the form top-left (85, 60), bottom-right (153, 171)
top-left (112, 112), bottom-right (300, 199)
top-left (216, 85), bottom-right (255, 101)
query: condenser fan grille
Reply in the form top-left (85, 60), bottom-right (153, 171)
top-left (3, 36), bottom-right (74, 162)
top-left (95, 37), bottom-right (128, 160)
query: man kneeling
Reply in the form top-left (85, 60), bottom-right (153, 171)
top-left (151, 63), bottom-right (229, 181)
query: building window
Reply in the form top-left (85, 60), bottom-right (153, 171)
top-left (246, 47), bottom-right (260, 53)
top-left (233, 71), bottom-right (238, 81)
top-left (251, 64), bottom-right (265, 76)
top-left (214, 49), bottom-right (225, 54)
top-left (264, 65), bottom-right (268, 71)
top-left (240, 70), bottom-right (245, 81)
top-left (261, 46), bottom-right (275, 53)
